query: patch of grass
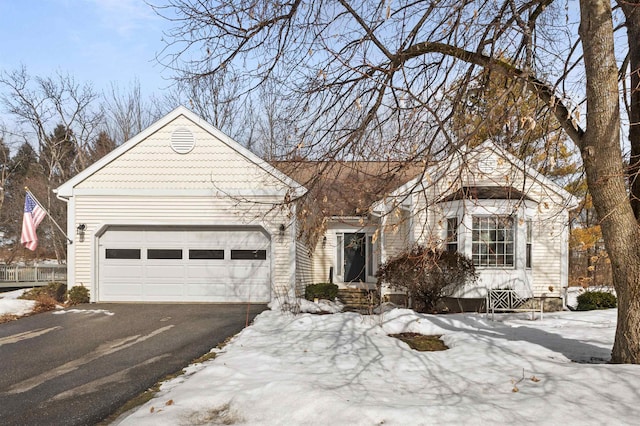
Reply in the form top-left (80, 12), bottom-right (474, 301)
top-left (186, 402), bottom-right (242, 425)
top-left (389, 332), bottom-right (448, 351)
top-left (191, 351), bottom-right (217, 364)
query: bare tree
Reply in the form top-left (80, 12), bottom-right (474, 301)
top-left (0, 66), bottom-right (102, 176)
top-left (0, 67), bottom-right (103, 262)
top-left (163, 70), bottom-right (253, 145)
top-left (0, 129), bottom-right (14, 217)
top-left (155, 0), bottom-right (640, 363)
top-left (254, 80), bottom-right (300, 159)
top-left (103, 79), bottom-right (165, 145)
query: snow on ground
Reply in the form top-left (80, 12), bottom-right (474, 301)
top-left (1, 291), bottom-right (636, 424)
top-left (0, 289), bottom-right (35, 316)
top-left (52, 309), bottom-right (114, 316)
top-left (117, 306), bottom-right (640, 426)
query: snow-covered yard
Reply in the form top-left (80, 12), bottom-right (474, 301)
top-left (2, 290), bottom-right (638, 425)
top-left (115, 303), bottom-right (639, 425)
top-left (0, 289), bottom-right (34, 317)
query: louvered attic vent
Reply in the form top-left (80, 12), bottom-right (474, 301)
top-left (171, 128), bottom-right (195, 154)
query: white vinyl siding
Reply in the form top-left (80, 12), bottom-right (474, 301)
top-left (295, 240), bottom-right (313, 295)
top-left (531, 213), bottom-right (566, 297)
top-left (383, 208), bottom-right (410, 259)
top-left (76, 116), bottom-right (288, 192)
top-left (72, 194), bottom-right (293, 301)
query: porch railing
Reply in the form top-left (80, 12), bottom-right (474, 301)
top-left (0, 264), bottom-right (67, 283)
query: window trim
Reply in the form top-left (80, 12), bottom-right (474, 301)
top-left (189, 249), bottom-right (225, 260)
top-left (105, 248), bottom-right (141, 259)
top-left (147, 249), bottom-right (183, 260)
top-left (230, 249), bottom-right (267, 260)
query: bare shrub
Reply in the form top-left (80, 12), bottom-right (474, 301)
top-left (377, 247), bottom-right (477, 313)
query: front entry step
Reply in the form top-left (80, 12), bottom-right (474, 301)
top-left (338, 289), bottom-right (380, 313)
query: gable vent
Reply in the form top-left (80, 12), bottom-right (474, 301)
top-left (171, 128), bottom-right (195, 154)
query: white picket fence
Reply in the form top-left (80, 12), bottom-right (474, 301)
top-left (0, 264), bottom-right (67, 283)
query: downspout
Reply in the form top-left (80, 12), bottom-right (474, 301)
top-left (54, 189), bottom-right (75, 293)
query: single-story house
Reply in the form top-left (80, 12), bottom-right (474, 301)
top-left (57, 107), bottom-right (578, 308)
top-left (284, 144), bottom-right (579, 310)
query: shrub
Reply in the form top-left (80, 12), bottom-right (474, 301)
top-left (67, 285), bottom-right (90, 305)
top-left (376, 246), bottom-right (478, 313)
top-left (576, 291), bottom-right (617, 311)
top-left (19, 282), bottom-right (67, 303)
top-left (305, 283), bottom-right (339, 301)
top-left (31, 294), bottom-right (59, 314)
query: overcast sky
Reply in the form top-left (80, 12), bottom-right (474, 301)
top-left (0, 0), bottom-right (175, 97)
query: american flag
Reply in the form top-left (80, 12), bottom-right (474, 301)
top-left (21, 192), bottom-right (46, 251)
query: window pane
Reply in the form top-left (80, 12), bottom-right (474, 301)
top-left (106, 249), bottom-right (140, 259)
top-left (189, 249), bottom-right (224, 260)
top-left (446, 217), bottom-right (458, 252)
top-left (337, 235), bottom-right (343, 276)
top-left (148, 249), bottom-right (182, 259)
top-left (526, 219), bottom-right (533, 268)
top-left (367, 236), bottom-right (373, 276)
top-left (231, 250), bottom-right (267, 260)
top-left (471, 216), bottom-right (514, 267)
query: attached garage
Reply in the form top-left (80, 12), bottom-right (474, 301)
top-left (98, 226), bottom-right (271, 302)
top-left (56, 106), bottom-right (305, 303)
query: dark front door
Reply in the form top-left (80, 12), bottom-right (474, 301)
top-left (344, 233), bottom-right (366, 282)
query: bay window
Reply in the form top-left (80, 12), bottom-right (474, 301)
top-left (472, 216), bottom-right (514, 267)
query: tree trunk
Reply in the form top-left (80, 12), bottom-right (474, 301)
top-left (579, 0), bottom-right (640, 363)
top-left (622, 1), bottom-right (640, 218)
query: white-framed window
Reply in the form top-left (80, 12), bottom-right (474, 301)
top-left (526, 219), bottom-right (533, 268)
top-left (367, 235), bottom-right (376, 280)
top-left (472, 216), bottom-right (514, 267)
top-left (336, 234), bottom-right (343, 277)
top-left (446, 217), bottom-right (458, 253)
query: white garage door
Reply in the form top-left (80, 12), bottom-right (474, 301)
top-left (98, 226), bottom-right (271, 302)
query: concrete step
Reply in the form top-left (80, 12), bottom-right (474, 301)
top-left (338, 289), bottom-right (380, 312)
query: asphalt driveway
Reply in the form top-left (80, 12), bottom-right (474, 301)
top-left (0, 303), bottom-right (267, 425)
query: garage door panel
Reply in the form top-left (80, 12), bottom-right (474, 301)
top-left (185, 265), bottom-right (228, 279)
top-left (145, 265), bottom-right (186, 279)
top-left (144, 282), bottom-right (185, 298)
top-left (103, 265), bottom-right (144, 279)
top-left (99, 227), bottom-right (271, 303)
top-left (185, 283), bottom-right (231, 297)
top-left (227, 283), bottom-right (270, 299)
top-left (100, 283), bottom-right (143, 297)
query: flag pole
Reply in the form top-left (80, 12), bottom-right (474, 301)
top-left (24, 186), bottom-right (72, 244)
